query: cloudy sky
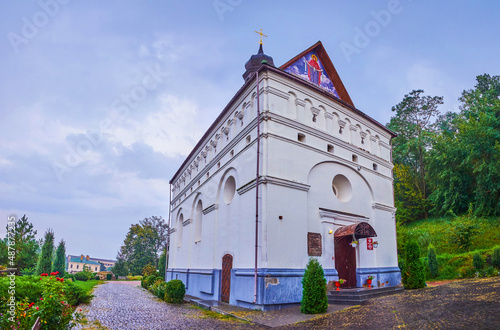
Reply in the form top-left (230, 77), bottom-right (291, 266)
top-left (1, 0), bottom-right (499, 260)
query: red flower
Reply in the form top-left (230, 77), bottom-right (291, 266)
top-left (49, 277), bottom-right (52, 279)
top-left (40, 278), bottom-right (42, 280)
top-left (36, 307), bottom-right (39, 311)
top-left (41, 273), bottom-right (48, 276)
top-left (60, 278), bottom-right (64, 282)
top-left (55, 271), bottom-right (59, 274)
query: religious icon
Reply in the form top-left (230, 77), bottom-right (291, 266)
top-left (306, 54), bottom-right (322, 85)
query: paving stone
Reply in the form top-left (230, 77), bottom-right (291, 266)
top-left (72, 281), bottom-right (257, 329)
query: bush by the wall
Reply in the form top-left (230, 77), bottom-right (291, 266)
top-left (106, 273), bottom-right (112, 281)
top-left (164, 279), bottom-right (185, 304)
top-left (491, 247), bottom-right (500, 268)
top-left (300, 258), bottom-right (328, 314)
top-left (472, 252), bottom-right (485, 269)
top-left (427, 244), bottom-right (439, 278)
top-left (402, 240), bottom-right (426, 289)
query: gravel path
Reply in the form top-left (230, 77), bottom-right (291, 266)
top-left (73, 281), bottom-right (257, 330)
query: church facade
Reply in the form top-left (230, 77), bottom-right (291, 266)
top-left (166, 41), bottom-right (400, 310)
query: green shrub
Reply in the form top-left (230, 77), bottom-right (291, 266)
top-left (74, 271), bottom-right (89, 281)
top-left (401, 240), bottom-right (426, 289)
top-left (164, 279), bottom-right (185, 304)
top-left (95, 275), bottom-right (100, 280)
top-left (300, 258), bottom-right (328, 314)
top-left (155, 281), bottom-right (167, 299)
top-left (491, 247), bottom-right (500, 268)
top-left (64, 281), bottom-right (93, 305)
top-left (106, 273), bottom-right (112, 281)
top-left (427, 244), bottom-right (439, 278)
top-left (472, 252), bottom-right (484, 269)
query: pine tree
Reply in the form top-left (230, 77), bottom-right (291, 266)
top-left (300, 258), bottom-right (328, 314)
top-left (52, 239), bottom-right (66, 276)
top-left (402, 240), bottom-right (426, 289)
top-left (36, 229), bottom-right (55, 275)
top-left (427, 244), bottom-right (439, 278)
top-left (158, 250), bottom-right (166, 280)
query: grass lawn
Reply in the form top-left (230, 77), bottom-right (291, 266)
top-left (72, 279), bottom-right (103, 295)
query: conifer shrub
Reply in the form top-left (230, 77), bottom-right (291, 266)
top-left (401, 240), bottom-right (426, 289)
top-left (164, 279), bottom-right (185, 304)
top-left (491, 247), bottom-right (500, 268)
top-left (472, 252), bottom-right (484, 269)
top-left (427, 244), bottom-right (439, 278)
top-left (106, 273), bottom-right (113, 280)
top-left (300, 258), bottom-right (328, 314)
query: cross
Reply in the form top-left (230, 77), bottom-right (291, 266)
top-left (255, 29), bottom-right (268, 45)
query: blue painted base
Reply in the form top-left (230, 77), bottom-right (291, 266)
top-left (166, 267), bottom-right (400, 310)
top-left (356, 267), bottom-right (401, 288)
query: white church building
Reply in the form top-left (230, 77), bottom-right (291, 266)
top-left (166, 41), bottom-right (400, 310)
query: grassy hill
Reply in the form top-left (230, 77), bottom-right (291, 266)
top-left (398, 215), bottom-right (500, 280)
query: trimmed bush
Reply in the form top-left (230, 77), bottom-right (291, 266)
top-left (427, 244), bottom-right (439, 278)
top-left (472, 252), bottom-right (484, 269)
top-left (491, 247), bottom-right (500, 268)
top-left (155, 281), bottom-right (167, 299)
top-left (74, 271), bottom-right (89, 281)
top-left (300, 258), bottom-right (328, 314)
top-left (95, 275), bottom-right (100, 280)
top-left (164, 279), bottom-right (185, 304)
top-left (106, 273), bottom-right (113, 281)
top-left (402, 240), bottom-right (426, 289)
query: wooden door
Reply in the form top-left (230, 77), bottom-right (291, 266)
top-left (334, 236), bottom-right (356, 288)
top-left (221, 254), bottom-right (233, 303)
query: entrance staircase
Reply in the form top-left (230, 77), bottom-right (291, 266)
top-left (328, 285), bottom-right (404, 305)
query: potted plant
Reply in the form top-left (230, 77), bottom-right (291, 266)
top-left (367, 275), bottom-right (375, 288)
top-left (334, 278), bottom-right (346, 290)
top-left (351, 240), bottom-right (358, 247)
top-left (373, 241), bottom-right (379, 248)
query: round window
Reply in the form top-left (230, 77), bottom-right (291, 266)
top-left (223, 176), bottom-right (236, 204)
top-left (332, 174), bottom-right (352, 202)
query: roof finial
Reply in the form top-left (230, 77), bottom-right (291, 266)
top-left (255, 29), bottom-right (268, 45)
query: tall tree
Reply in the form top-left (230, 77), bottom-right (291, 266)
top-left (111, 256), bottom-right (128, 276)
top-left (428, 74), bottom-right (500, 215)
top-left (1, 215), bottom-right (39, 272)
top-left (52, 239), bottom-right (66, 276)
top-left (387, 90), bottom-right (443, 221)
top-left (140, 216), bottom-right (168, 264)
top-left (118, 223), bottom-right (156, 275)
top-left (158, 250), bottom-right (166, 280)
top-left (36, 229), bottom-right (55, 275)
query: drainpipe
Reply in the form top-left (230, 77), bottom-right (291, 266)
top-left (253, 69), bottom-right (261, 304)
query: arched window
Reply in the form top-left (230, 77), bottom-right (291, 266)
top-left (177, 213), bottom-right (183, 247)
top-left (195, 200), bottom-right (203, 242)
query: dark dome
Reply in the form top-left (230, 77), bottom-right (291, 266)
top-left (242, 44), bottom-right (274, 82)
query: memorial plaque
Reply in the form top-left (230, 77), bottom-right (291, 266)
top-left (307, 232), bottom-right (322, 256)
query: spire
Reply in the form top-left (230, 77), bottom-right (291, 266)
top-left (243, 30), bottom-right (274, 82)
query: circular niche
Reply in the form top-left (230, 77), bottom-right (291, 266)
top-left (223, 176), bottom-right (236, 204)
top-left (332, 174), bottom-right (352, 202)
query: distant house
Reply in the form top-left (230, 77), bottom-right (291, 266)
top-left (66, 255), bottom-right (117, 274)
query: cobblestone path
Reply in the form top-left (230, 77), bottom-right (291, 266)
top-left (74, 281), bottom-right (256, 330)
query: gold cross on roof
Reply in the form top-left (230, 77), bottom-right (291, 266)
top-left (255, 29), bottom-right (268, 45)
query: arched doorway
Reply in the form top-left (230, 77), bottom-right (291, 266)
top-left (221, 254), bottom-right (233, 303)
top-left (334, 222), bottom-right (377, 288)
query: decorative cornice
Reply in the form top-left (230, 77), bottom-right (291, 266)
top-left (182, 218), bottom-right (192, 227)
top-left (372, 203), bottom-right (396, 212)
top-left (319, 208), bottom-right (369, 224)
top-left (265, 86), bottom-right (289, 100)
top-left (324, 112), bottom-right (333, 119)
top-left (202, 204), bottom-right (218, 215)
top-left (168, 228), bottom-right (176, 234)
top-left (237, 176), bottom-right (310, 195)
top-left (295, 99), bottom-right (306, 107)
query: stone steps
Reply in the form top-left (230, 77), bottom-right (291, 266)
top-left (327, 285), bottom-right (404, 305)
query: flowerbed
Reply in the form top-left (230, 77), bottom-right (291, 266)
top-left (0, 272), bottom-right (92, 329)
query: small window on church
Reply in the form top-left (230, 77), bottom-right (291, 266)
top-left (298, 133), bottom-right (306, 142)
top-left (217, 162), bottom-right (221, 169)
top-left (332, 174), bottom-right (352, 202)
top-left (373, 163), bottom-right (378, 171)
top-left (207, 172), bottom-right (209, 178)
top-left (327, 144), bottom-right (334, 153)
top-left (246, 135), bottom-right (251, 144)
top-left (230, 150), bottom-right (234, 157)
top-left (352, 155), bottom-right (358, 163)
top-left (198, 180), bottom-right (200, 187)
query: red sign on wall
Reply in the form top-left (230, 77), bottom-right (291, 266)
top-left (367, 238), bottom-right (373, 250)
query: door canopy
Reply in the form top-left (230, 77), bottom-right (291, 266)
top-left (334, 222), bottom-right (377, 239)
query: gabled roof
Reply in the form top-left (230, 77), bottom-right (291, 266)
top-left (67, 256), bottom-right (101, 265)
top-left (280, 41), bottom-right (354, 107)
